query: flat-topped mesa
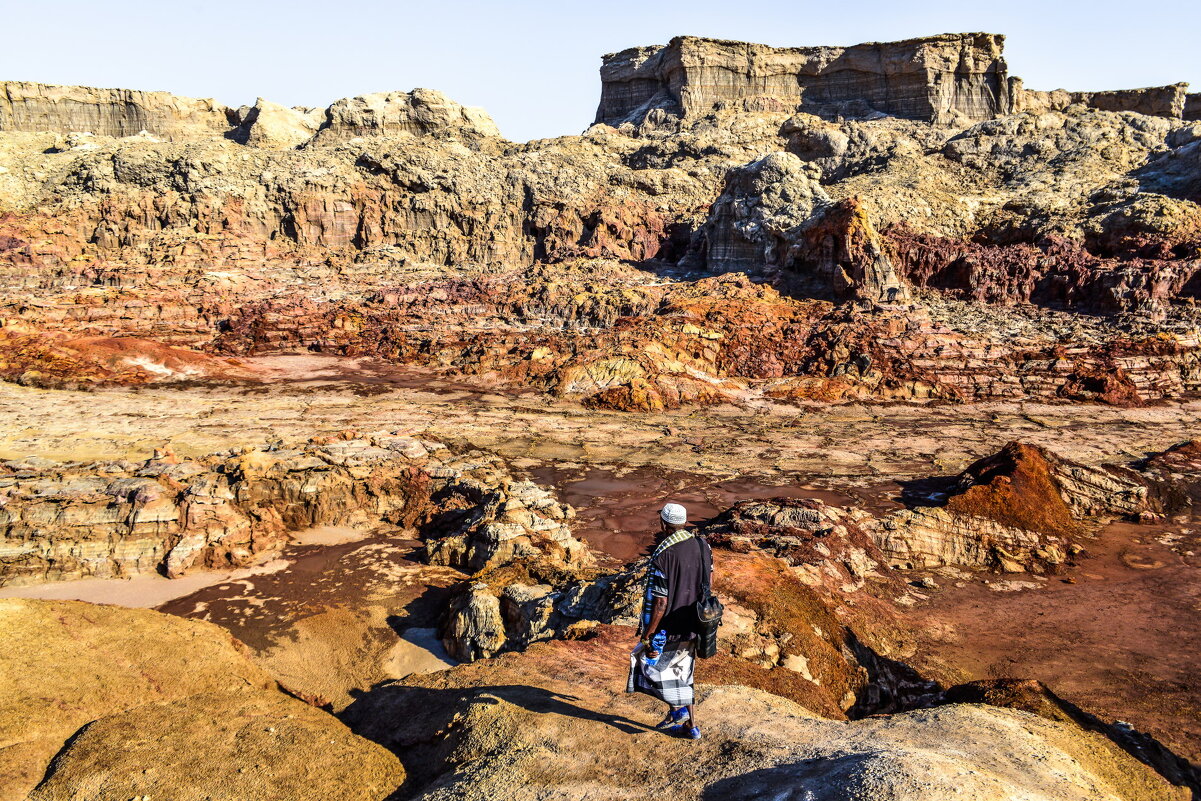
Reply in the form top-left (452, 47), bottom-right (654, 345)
top-left (596, 33), bottom-right (1192, 127)
top-left (0, 80), bottom-right (234, 140)
top-left (596, 33), bottom-right (1015, 126)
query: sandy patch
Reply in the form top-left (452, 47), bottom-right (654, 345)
top-left (384, 628), bottom-right (458, 678)
top-left (290, 526), bottom-right (371, 546)
top-left (0, 559), bottom-right (290, 608)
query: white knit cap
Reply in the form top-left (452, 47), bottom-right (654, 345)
top-left (660, 503), bottom-right (687, 525)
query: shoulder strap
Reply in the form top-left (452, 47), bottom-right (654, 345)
top-left (694, 535), bottom-right (712, 599)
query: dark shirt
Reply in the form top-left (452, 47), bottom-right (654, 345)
top-left (650, 533), bottom-right (711, 642)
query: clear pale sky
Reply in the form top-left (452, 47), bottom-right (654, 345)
top-left (4, 0), bottom-right (1197, 142)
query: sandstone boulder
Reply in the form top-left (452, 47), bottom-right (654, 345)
top-left (0, 598), bottom-right (404, 801)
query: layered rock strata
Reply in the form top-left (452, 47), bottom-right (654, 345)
top-left (596, 34), bottom-right (1015, 126)
top-left (0, 81), bottom-right (233, 140)
top-left (0, 81), bottom-right (500, 146)
top-left (874, 442), bottom-right (1153, 571)
top-left (1017, 82), bottom-right (1189, 119)
top-left (0, 434), bottom-right (587, 586)
top-left (2, 35), bottom-right (1201, 412)
top-left (596, 34), bottom-right (1192, 128)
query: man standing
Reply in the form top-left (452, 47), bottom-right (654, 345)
top-left (628, 502), bottom-right (712, 740)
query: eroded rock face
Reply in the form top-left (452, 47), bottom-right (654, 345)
top-left (0, 598), bottom-right (404, 801)
top-left (874, 442), bottom-right (1163, 571)
top-left (1, 36), bottom-right (1200, 416)
top-left (0, 434), bottom-right (588, 587)
top-left (699, 152), bottom-right (908, 302)
top-left (309, 88), bottom-right (501, 145)
top-left (596, 34), bottom-right (1015, 126)
top-left (596, 34), bottom-right (1190, 130)
top-left (422, 475), bottom-right (589, 574)
top-left (0, 81), bottom-right (234, 140)
top-left (1018, 82), bottom-right (1189, 119)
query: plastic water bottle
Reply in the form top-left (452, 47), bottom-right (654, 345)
top-left (645, 630), bottom-right (667, 666)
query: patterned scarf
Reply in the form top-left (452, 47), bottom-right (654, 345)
top-left (640, 528), bottom-right (695, 634)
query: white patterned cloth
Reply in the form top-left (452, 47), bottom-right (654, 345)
top-left (627, 641), bottom-right (696, 706)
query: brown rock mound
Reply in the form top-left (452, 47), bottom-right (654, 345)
top-left (947, 442), bottom-right (1083, 537)
top-left (0, 598), bottom-right (404, 801)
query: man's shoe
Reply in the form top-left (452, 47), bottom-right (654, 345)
top-left (686, 725), bottom-right (702, 740)
top-left (655, 708), bottom-right (689, 730)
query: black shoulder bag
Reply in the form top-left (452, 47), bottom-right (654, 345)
top-left (693, 535), bottom-right (723, 659)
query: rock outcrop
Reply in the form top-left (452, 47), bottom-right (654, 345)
top-left (0, 434), bottom-right (588, 586)
top-left (1186, 94), bottom-right (1201, 121)
top-left (1018, 82), bottom-right (1189, 119)
top-left (229, 97), bottom-right (324, 149)
top-left (596, 34), bottom-right (1190, 128)
top-left (874, 442), bottom-right (1159, 571)
top-left (0, 81), bottom-right (234, 140)
top-left (309, 88), bottom-right (501, 144)
top-left (596, 33), bottom-right (1016, 126)
top-left (421, 475), bottom-right (589, 574)
top-left (0, 598), bottom-right (404, 801)
top-left (0, 81), bottom-right (499, 147)
top-left (700, 153), bottom-right (910, 302)
top-left (343, 627), bottom-right (1184, 801)
top-left (1, 35), bottom-right (1200, 414)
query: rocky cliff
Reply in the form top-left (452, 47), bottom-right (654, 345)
top-left (1017, 82), bottom-right (1189, 118)
top-left (596, 33), bottom-right (1015, 126)
top-left (596, 34), bottom-right (1192, 128)
top-left (0, 81), bottom-right (500, 146)
top-left (0, 80), bottom-right (234, 140)
top-left (0, 32), bottom-right (1199, 412)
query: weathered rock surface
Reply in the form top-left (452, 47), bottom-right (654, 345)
top-left (2, 44), bottom-right (1200, 419)
top-left (230, 97), bottom-right (324, 149)
top-left (342, 626), bottom-right (1183, 801)
top-left (1018, 83), bottom-right (1189, 119)
top-left (0, 81), bottom-right (233, 140)
top-left (0, 434), bottom-right (588, 586)
top-left (597, 33), bottom-right (1192, 130)
top-left (309, 88), bottom-right (501, 144)
top-left (0, 81), bottom-right (499, 147)
top-left (875, 442), bottom-right (1158, 571)
top-left (1186, 94), bottom-right (1201, 121)
top-left (596, 33), bottom-right (1016, 126)
top-left (0, 598), bottom-right (404, 801)
top-left (421, 473), bottom-right (589, 574)
top-left (0, 323), bottom-right (251, 388)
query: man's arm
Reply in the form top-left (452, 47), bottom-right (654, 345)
top-left (641, 558), bottom-right (671, 653)
top-left (642, 596), bottom-right (668, 652)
